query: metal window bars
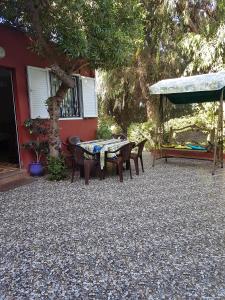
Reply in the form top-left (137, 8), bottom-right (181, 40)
top-left (49, 73), bottom-right (81, 118)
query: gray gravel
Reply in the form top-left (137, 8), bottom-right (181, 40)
top-left (1, 153), bottom-right (225, 299)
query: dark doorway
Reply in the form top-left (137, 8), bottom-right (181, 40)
top-left (0, 68), bottom-right (19, 166)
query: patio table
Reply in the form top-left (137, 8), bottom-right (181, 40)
top-left (78, 139), bottom-right (130, 169)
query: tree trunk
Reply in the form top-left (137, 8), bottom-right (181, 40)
top-left (47, 62), bottom-right (89, 157)
top-left (47, 83), bottom-right (69, 157)
top-left (146, 97), bottom-right (159, 121)
top-left (51, 64), bottom-right (75, 88)
top-left (48, 97), bottom-right (61, 157)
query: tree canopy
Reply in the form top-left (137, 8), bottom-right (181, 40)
top-left (0, 0), bottom-right (144, 70)
top-left (0, 0), bottom-right (145, 156)
top-left (2, 0), bottom-right (225, 140)
top-left (100, 0), bottom-right (225, 131)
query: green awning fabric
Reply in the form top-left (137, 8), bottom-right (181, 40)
top-left (167, 90), bottom-right (223, 104)
top-left (149, 72), bottom-right (225, 104)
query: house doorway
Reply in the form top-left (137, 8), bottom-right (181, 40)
top-left (0, 68), bottom-right (19, 167)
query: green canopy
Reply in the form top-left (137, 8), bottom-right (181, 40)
top-left (148, 72), bottom-right (225, 104)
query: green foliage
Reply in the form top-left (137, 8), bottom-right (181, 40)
top-left (96, 116), bottom-right (122, 139)
top-left (24, 118), bottom-right (49, 135)
top-left (1, 0), bottom-right (145, 159)
top-left (164, 103), bottom-right (194, 121)
top-left (162, 131), bottom-right (170, 144)
top-left (99, 1), bottom-right (225, 128)
top-left (166, 103), bottom-right (219, 131)
top-left (99, 69), bottom-right (147, 132)
top-left (3, 0), bottom-right (224, 145)
top-left (22, 141), bottom-right (49, 163)
top-left (96, 122), bottom-right (112, 140)
top-left (47, 156), bottom-right (67, 181)
top-left (0, 0), bottom-right (145, 69)
top-left (22, 118), bottom-right (49, 162)
top-left (175, 1), bottom-right (225, 74)
top-left (127, 121), bottom-right (154, 150)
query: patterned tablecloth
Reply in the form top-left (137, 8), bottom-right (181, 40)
top-left (78, 139), bottom-right (130, 169)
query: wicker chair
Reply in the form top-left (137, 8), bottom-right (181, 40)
top-left (71, 144), bottom-right (101, 185)
top-left (105, 142), bottom-right (133, 182)
top-left (130, 139), bottom-right (147, 175)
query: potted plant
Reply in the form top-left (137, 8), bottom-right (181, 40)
top-left (22, 118), bottom-right (49, 176)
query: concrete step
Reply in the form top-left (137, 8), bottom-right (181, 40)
top-left (0, 169), bottom-right (34, 192)
top-left (0, 168), bottom-right (27, 180)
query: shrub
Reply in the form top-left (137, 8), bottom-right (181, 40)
top-left (47, 156), bottom-right (67, 181)
top-left (127, 121), bottom-right (155, 150)
top-left (166, 103), bottom-right (219, 131)
top-left (96, 122), bottom-right (112, 139)
top-left (97, 116), bottom-right (122, 139)
top-left (22, 118), bottom-right (49, 163)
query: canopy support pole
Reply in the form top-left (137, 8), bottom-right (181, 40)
top-left (159, 95), bottom-right (165, 160)
top-left (220, 89), bottom-right (223, 168)
top-left (152, 94), bottom-right (164, 167)
top-left (212, 89), bottom-right (223, 175)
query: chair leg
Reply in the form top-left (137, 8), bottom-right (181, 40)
top-left (84, 161), bottom-right (91, 185)
top-left (98, 165), bottom-right (104, 180)
top-left (116, 165), bottom-right (119, 175)
top-left (99, 168), bottom-right (103, 180)
top-left (102, 166), bottom-right (105, 179)
top-left (126, 160), bottom-right (130, 170)
top-left (140, 155), bottom-right (144, 172)
top-left (133, 157), bottom-right (139, 175)
top-left (152, 150), bottom-right (156, 167)
top-left (71, 160), bottom-right (75, 183)
top-left (118, 163), bottom-right (123, 182)
top-left (129, 160), bottom-right (132, 179)
top-left (80, 166), bottom-right (84, 178)
top-left (103, 162), bottom-right (107, 178)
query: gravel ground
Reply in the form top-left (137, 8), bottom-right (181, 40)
top-left (1, 153), bottom-right (225, 299)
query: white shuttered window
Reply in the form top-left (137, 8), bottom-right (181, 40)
top-left (82, 76), bottom-right (97, 118)
top-left (27, 67), bottom-right (97, 119)
top-left (27, 66), bottom-right (50, 119)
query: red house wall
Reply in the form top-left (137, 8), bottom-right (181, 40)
top-left (0, 25), bottom-right (97, 169)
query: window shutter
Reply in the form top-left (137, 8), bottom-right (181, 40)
top-left (27, 66), bottom-right (50, 119)
top-left (81, 76), bottom-right (98, 118)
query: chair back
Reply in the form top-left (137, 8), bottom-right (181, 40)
top-left (137, 139), bottom-right (147, 156)
top-left (112, 133), bottom-right (127, 140)
top-left (119, 143), bottom-right (133, 161)
top-left (72, 144), bottom-right (95, 165)
top-left (68, 136), bottom-right (81, 145)
top-left (73, 144), bottom-right (85, 165)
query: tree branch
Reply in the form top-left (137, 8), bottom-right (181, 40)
top-left (55, 83), bottom-right (69, 100)
top-left (176, 3), bottom-right (199, 34)
top-left (74, 62), bottom-right (90, 73)
top-left (26, 0), bottom-right (52, 55)
top-left (51, 64), bottom-right (75, 88)
top-left (51, 61), bottom-right (90, 88)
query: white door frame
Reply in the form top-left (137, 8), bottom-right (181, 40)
top-left (10, 70), bottom-right (21, 168)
